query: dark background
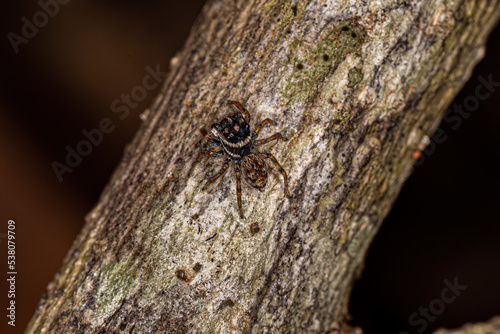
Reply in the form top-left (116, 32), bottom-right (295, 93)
top-left (1, 1), bottom-right (498, 333)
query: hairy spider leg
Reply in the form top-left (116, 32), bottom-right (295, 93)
top-left (211, 164), bottom-right (230, 192)
top-left (228, 100), bottom-right (251, 123)
top-left (208, 160), bottom-right (232, 193)
top-left (259, 153), bottom-right (290, 197)
top-left (235, 162), bottom-right (244, 218)
top-left (202, 159), bottom-right (231, 191)
top-left (200, 128), bottom-right (221, 146)
top-left (253, 133), bottom-right (288, 147)
top-left (197, 150), bottom-right (225, 162)
top-left (252, 119), bottom-right (277, 138)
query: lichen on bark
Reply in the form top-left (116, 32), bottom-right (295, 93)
top-left (27, 0), bottom-right (500, 333)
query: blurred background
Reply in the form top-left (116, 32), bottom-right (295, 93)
top-left (0, 1), bottom-right (498, 333)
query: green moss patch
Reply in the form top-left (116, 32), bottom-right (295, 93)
top-left (280, 21), bottom-right (367, 106)
top-left (92, 257), bottom-right (139, 327)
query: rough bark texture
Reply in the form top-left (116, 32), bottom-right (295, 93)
top-left (433, 317), bottom-right (500, 334)
top-left (27, 0), bottom-right (499, 333)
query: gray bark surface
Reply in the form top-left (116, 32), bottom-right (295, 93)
top-left (27, 0), bottom-right (500, 333)
top-left (433, 317), bottom-right (500, 334)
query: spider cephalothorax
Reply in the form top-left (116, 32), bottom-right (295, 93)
top-left (198, 100), bottom-right (290, 218)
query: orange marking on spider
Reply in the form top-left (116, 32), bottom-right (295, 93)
top-left (198, 100), bottom-right (290, 218)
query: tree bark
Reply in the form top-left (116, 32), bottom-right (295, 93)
top-left (27, 0), bottom-right (500, 333)
top-left (433, 316), bottom-right (500, 334)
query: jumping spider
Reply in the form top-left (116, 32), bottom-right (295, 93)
top-left (198, 101), bottom-right (290, 218)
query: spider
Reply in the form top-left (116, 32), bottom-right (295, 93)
top-left (198, 100), bottom-right (290, 218)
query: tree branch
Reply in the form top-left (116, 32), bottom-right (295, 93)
top-left (433, 316), bottom-right (500, 334)
top-left (27, 0), bottom-right (500, 332)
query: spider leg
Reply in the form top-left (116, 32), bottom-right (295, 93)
top-left (252, 119), bottom-right (277, 137)
top-left (211, 165), bottom-right (230, 193)
top-left (259, 153), bottom-right (290, 197)
top-left (228, 100), bottom-right (251, 123)
top-left (197, 150), bottom-right (225, 162)
top-left (235, 161), bottom-right (244, 218)
top-left (202, 159), bottom-right (230, 191)
top-left (200, 128), bottom-right (221, 147)
top-left (253, 133), bottom-right (288, 147)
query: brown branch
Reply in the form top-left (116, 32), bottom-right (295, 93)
top-left (433, 316), bottom-right (500, 334)
top-left (27, 0), bottom-right (500, 332)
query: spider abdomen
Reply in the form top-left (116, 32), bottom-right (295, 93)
top-left (242, 154), bottom-right (267, 189)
